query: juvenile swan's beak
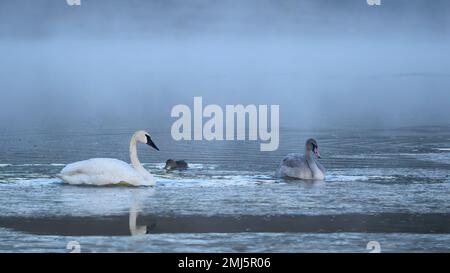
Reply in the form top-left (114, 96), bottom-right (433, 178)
top-left (145, 135), bottom-right (159, 151)
top-left (313, 147), bottom-right (321, 159)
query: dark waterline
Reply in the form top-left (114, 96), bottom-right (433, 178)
top-left (1, 213), bottom-right (450, 236)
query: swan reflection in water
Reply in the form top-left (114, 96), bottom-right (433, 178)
top-left (57, 182), bottom-right (156, 236)
top-left (128, 190), bottom-right (157, 236)
top-left (129, 202), bottom-right (148, 236)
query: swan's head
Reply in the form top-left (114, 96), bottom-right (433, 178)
top-left (135, 130), bottom-right (159, 151)
top-left (305, 138), bottom-right (320, 159)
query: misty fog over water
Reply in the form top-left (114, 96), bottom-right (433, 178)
top-left (0, 0), bottom-right (449, 132)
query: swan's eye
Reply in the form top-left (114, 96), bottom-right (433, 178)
top-left (145, 134), bottom-right (151, 143)
top-left (145, 134), bottom-right (160, 151)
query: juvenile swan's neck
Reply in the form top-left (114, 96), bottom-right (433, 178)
top-left (129, 134), bottom-right (147, 174)
top-left (305, 149), bottom-right (320, 178)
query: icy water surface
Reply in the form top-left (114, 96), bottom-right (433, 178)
top-left (0, 127), bottom-right (449, 252)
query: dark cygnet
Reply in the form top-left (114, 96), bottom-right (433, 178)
top-left (164, 159), bottom-right (188, 171)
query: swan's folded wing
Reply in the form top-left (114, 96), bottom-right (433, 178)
top-left (61, 158), bottom-right (132, 174)
top-left (281, 153), bottom-right (308, 168)
top-left (276, 153), bottom-right (310, 178)
top-left (59, 158), bottom-right (142, 186)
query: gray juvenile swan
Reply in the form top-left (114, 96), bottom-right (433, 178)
top-left (276, 138), bottom-right (326, 180)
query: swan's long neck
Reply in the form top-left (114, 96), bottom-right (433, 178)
top-left (129, 135), bottom-right (148, 174)
top-left (305, 149), bottom-right (320, 177)
top-left (127, 131), bottom-right (156, 185)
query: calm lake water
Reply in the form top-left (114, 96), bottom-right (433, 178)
top-left (0, 126), bottom-right (449, 252)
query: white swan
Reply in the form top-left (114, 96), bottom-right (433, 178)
top-left (276, 138), bottom-right (326, 180)
top-left (57, 130), bottom-right (159, 186)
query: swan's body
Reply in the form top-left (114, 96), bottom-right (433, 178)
top-left (59, 158), bottom-right (153, 186)
top-left (58, 130), bottom-right (159, 186)
top-left (277, 138), bottom-right (326, 180)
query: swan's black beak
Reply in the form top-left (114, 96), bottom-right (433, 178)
top-left (145, 134), bottom-right (159, 151)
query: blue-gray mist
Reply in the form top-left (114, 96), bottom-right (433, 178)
top-left (0, 0), bottom-right (449, 132)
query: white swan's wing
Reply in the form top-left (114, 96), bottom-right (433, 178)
top-left (59, 158), bottom-right (144, 186)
